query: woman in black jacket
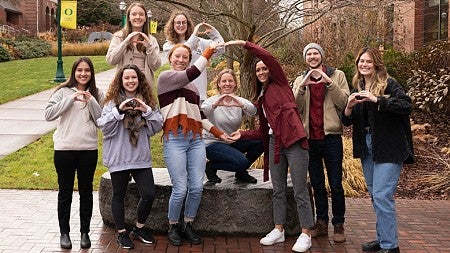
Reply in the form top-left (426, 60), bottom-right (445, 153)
top-left (342, 47), bottom-right (414, 253)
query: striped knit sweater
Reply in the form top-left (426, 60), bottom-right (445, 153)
top-left (157, 47), bottom-right (223, 139)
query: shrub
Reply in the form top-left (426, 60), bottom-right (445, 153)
top-left (407, 69), bottom-right (449, 113)
top-left (37, 31), bottom-right (57, 42)
top-left (0, 34), bottom-right (16, 59)
top-left (13, 39), bottom-right (51, 59)
top-left (0, 44), bottom-right (12, 62)
top-left (410, 41), bottom-right (450, 74)
top-left (51, 41), bottom-right (110, 56)
top-left (406, 41), bottom-right (450, 115)
top-left (64, 29), bottom-right (89, 43)
top-left (382, 48), bottom-right (412, 89)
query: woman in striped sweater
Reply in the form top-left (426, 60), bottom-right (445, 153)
top-left (157, 40), bottom-right (232, 246)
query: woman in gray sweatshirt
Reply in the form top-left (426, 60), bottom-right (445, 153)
top-left (97, 64), bottom-right (163, 249)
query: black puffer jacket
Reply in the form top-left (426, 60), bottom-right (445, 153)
top-left (341, 78), bottom-right (415, 164)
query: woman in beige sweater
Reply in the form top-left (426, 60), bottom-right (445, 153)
top-left (106, 2), bottom-right (161, 87)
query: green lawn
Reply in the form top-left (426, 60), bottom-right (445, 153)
top-left (0, 131), bottom-right (165, 190)
top-left (0, 56), bottom-right (112, 105)
top-left (0, 58), bottom-right (169, 190)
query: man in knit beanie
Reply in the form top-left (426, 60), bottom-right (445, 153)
top-left (292, 43), bottom-right (350, 243)
top-left (303, 43), bottom-right (325, 60)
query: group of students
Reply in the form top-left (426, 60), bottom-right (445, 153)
top-left (44, 3), bottom-right (414, 253)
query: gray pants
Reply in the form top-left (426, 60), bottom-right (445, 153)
top-left (269, 135), bottom-right (314, 229)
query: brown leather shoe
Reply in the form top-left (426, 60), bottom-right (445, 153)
top-left (310, 220), bottom-right (328, 237)
top-left (333, 224), bottom-right (346, 243)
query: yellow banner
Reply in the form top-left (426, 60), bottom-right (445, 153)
top-left (149, 21), bottom-right (158, 34)
top-left (60, 1), bottom-right (77, 29)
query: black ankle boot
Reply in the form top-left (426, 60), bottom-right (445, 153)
top-left (205, 162), bottom-right (222, 183)
top-left (168, 223), bottom-right (183, 246)
top-left (181, 221), bottom-right (202, 245)
top-left (80, 233), bottom-right (91, 248)
top-left (60, 233), bottom-right (72, 249)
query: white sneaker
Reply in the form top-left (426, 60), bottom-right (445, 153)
top-left (292, 233), bottom-right (312, 252)
top-left (260, 228), bottom-right (285, 245)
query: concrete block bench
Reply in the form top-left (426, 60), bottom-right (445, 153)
top-left (99, 168), bottom-right (303, 236)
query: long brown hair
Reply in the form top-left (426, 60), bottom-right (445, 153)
top-left (54, 57), bottom-right (100, 101)
top-left (118, 3), bottom-right (149, 53)
top-left (103, 64), bottom-right (157, 108)
top-left (352, 47), bottom-right (389, 96)
top-left (163, 10), bottom-right (194, 44)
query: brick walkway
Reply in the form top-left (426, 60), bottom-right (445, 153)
top-left (0, 189), bottom-right (449, 252)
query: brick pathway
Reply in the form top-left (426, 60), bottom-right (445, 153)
top-left (0, 189), bottom-right (449, 252)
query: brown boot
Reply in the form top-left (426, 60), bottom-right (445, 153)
top-left (333, 224), bottom-right (346, 243)
top-left (310, 220), bottom-right (328, 237)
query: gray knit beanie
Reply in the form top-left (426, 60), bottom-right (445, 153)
top-left (303, 43), bottom-right (325, 59)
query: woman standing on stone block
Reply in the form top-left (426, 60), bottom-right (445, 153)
top-left (224, 40), bottom-right (314, 253)
top-left (44, 57), bottom-right (103, 249)
top-left (97, 64), bottom-right (163, 250)
top-left (106, 2), bottom-right (161, 87)
top-left (157, 41), bottom-right (230, 246)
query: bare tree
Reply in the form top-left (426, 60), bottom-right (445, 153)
top-left (148, 0), bottom-right (397, 101)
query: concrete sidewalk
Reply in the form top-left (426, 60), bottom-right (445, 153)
top-left (0, 50), bottom-right (168, 159)
top-left (0, 68), bottom-right (115, 159)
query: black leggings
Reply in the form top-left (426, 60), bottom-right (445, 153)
top-left (54, 150), bottom-right (97, 234)
top-left (110, 168), bottom-right (155, 230)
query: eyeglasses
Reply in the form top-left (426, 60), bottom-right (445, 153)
top-left (174, 21), bottom-right (187, 26)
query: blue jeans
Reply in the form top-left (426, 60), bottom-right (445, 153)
top-left (362, 134), bottom-right (402, 249)
top-left (206, 139), bottom-right (263, 176)
top-left (308, 135), bottom-right (345, 226)
top-left (163, 129), bottom-right (206, 223)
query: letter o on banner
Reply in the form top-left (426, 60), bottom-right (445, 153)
top-left (60, 1), bottom-right (77, 29)
top-left (64, 8), bottom-right (73, 16)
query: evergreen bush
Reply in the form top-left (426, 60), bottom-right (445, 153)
top-left (0, 44), bottom-right (12, 62)
top-left (13, 39), bottom-right (51, 59)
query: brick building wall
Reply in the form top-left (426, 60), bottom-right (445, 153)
top-left (396, 0), bottom-right (449, 51)
top-left (1, 0), bottom-right (56, 34)
top-left (393, 1), bottom-right (416, 52)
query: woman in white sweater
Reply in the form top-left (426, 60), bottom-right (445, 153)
top-left (44, 57), bottom-right (103, 250)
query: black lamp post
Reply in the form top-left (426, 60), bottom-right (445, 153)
top-left (119, 1), bottom-right (127, 27)
top-left (54, 0), bottom-right (66, 83)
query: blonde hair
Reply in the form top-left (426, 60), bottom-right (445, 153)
top-left (216, 69), bottom-right (238, 93)
top-left (352, 47), bottom-right (388, 96)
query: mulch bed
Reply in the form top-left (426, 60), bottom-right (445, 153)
top-left (395, 111), bottom-right (449, 200)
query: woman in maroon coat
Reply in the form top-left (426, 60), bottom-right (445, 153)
top-left (225, 40), bottom-right (313, 253)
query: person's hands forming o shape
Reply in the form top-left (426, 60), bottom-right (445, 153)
top-left (299, 69), bottom-right (332, 88)
top-left (197, 22), bottom-right (213, 36)
top-left (214, 94), bottom-right (244, 108)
